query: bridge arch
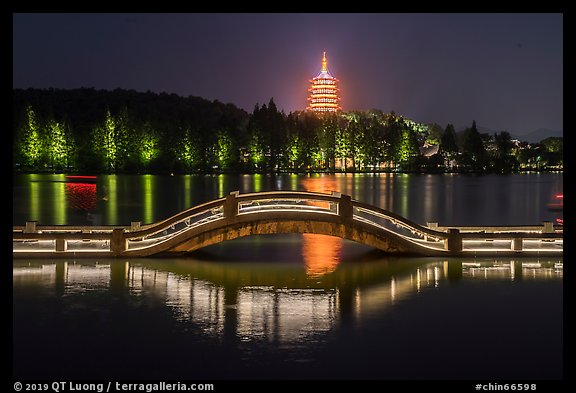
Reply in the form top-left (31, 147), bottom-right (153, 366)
top-left (121, 191), bottom-right (450, 257)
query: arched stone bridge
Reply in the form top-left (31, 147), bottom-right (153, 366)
top-left (13, 190), bottom-right (563, 258)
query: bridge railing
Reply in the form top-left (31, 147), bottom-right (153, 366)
top-left (124, 190), bottom-right (344, 252)
top-left (13, 190), bottom-right (564, 256)
top-left (235, 190), bottom-right (340, 216)
top-left (125, 198), bottom-right (226, 251)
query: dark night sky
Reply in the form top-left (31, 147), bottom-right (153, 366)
top-left (13, 13), bottom-right (563, 136)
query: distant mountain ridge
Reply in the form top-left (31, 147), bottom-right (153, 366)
top-left (455, 125), bottom-right (562, 143)
top-left (511, 128), bottom-right (563, 143)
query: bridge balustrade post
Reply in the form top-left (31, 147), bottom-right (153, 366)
top-left (111, 228), bottom-right (127, 254)
top-left (444, 228), bottom-right (462, 253)
top-left (426, 222), bottom-right (438, 241)
top-left (542, 221), bottom-right (554, 233)
top-left (131, 221), bottom-right (141, 231)
top-left (224, 191), bottom-right (239, 221)
top-left (24, 221), bottom-right (37, 234)
top-left (82, 229), bottom-right (91, 242)
top-left (512, 238), bottom-right (523, 251)
top-left (338, 194), bottom-right (354, 224)
top-left (56, 238), bottom-right (67, 252)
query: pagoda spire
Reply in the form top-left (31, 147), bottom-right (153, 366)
top-left (321, 51), bottom-right (328, 73)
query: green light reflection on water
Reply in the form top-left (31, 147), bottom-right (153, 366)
top-left (28, 174), bottom-right (40, 222)
top-left (254, 174), bottom-right (262, 193)
top-left (105, 175), bottom-right (118, 225)
top-left (218, 174), bottom-right (225, 198)
top-left (398, 174), bottom-right (409, 219)
top-left (183, 175), bottom-right (191, 208)
top-left (143, 175), bottom-right (155, 224)
top-left (290, 173), bottom-right (298, 190)
top-left (53, 174), bottom-right (66, 224)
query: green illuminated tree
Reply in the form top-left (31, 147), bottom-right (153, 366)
top-left (14, 105), bottom-right (42, 170)
top-left (45, 119), bottom-right (71, 170)
top-left (89, 108), bottom-right (117, 172)
top-left (247, 104), bottom-right (267, 171)
top-left (318, 113), bottom-right (338, 170)
top-left (139, 123), bottom-right (160, 168)
top-left (336, 112), bottom-right (364, 171)
top-left (173, 128), bottom-right (202, 171)
top-left (426, 123), bottom-right (444, 145)
top-left (61, 116), bottom-right (77, 171)
top-left (285, 132), bottom-right (304, 170)
top-left (246, 99), bottom-right (286, 172)
top-left (334, 123), bottom-right (349, 170)
top-left (362, 114), bottom-right (387, 169)
top-left (299, 111), bottom-right (322, 170)
top-left (387, 115), bottom-right (420, 171)
top-left (539, 137), bottom-right (563, 167)
top-left (383, 114), bottom-right (402, 169)
top-left (397, 128), bottom-right (420, 171)
top-left (114, 107), bottom-right (131, 170)
top-left (215, 130), bottom-right (233, 170)
top-left (248, 129), bottom-right (265, 170)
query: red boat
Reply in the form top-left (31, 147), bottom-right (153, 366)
top-left (65, 175), bottom-right (97, 183)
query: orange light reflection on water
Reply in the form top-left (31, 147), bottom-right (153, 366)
top-left (300, 176), bottom-right (342, 278)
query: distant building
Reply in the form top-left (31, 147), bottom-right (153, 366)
top-left (419, 142), bottom-right (439, 157)
top-left (307, 52), bottom-right (341, 112)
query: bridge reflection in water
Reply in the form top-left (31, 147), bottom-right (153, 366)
top-left (13, 254), bottom-right (562, 347)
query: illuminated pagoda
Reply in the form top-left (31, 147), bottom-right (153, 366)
top-left (307, 51), bottom-right (341, 112)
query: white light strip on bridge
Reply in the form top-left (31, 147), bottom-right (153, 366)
top-left (353, 216), bottom-right (446, 251)
top-left (463, 248), bottom-right (563, 253)
top-left (128, 215), bottom-right (224, 249)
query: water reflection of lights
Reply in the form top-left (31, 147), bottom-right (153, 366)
top-left (300, 176), bottom-right (343, 277)
top-left (354, 263), bottom-right (445, 323)
top-left (237, 287), bottom-right (337, 343)
top-left (462, 260), bottom-right (563, 280)
top-left (128, 266), bottom-right (225, 335)
top-left (13, 258), bottom-right (562, 344)
top-left (302, 234), bottom-right (342, 278)
top-left (13, 263), bottom-right (57, 287)
top-left (65, 182), bottom-right (97, 211)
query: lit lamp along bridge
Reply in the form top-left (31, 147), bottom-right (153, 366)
top-left (13, 190), bottom-right (563, 258)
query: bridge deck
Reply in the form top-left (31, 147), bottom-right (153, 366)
top-left (13, 191), bottom-right (563, 258)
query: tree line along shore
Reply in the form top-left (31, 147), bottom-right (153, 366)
top-left (13, 88), bottom-right (562, 174)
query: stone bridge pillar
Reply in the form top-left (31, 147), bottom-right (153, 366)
top-left (338, 194), bottom-right (354, 225)
top-left (224, 191), bottom-right (239, 221)
top-left (444, 228), bottom-right (462, 253)
top-left (111, 228), bottom-right (127, 254)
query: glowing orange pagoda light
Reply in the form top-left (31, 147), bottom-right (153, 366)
top-left (307, 51), bottom-right (341, 112)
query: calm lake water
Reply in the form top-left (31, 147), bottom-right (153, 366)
top-left (13, 173), bottom-right (563, 380)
